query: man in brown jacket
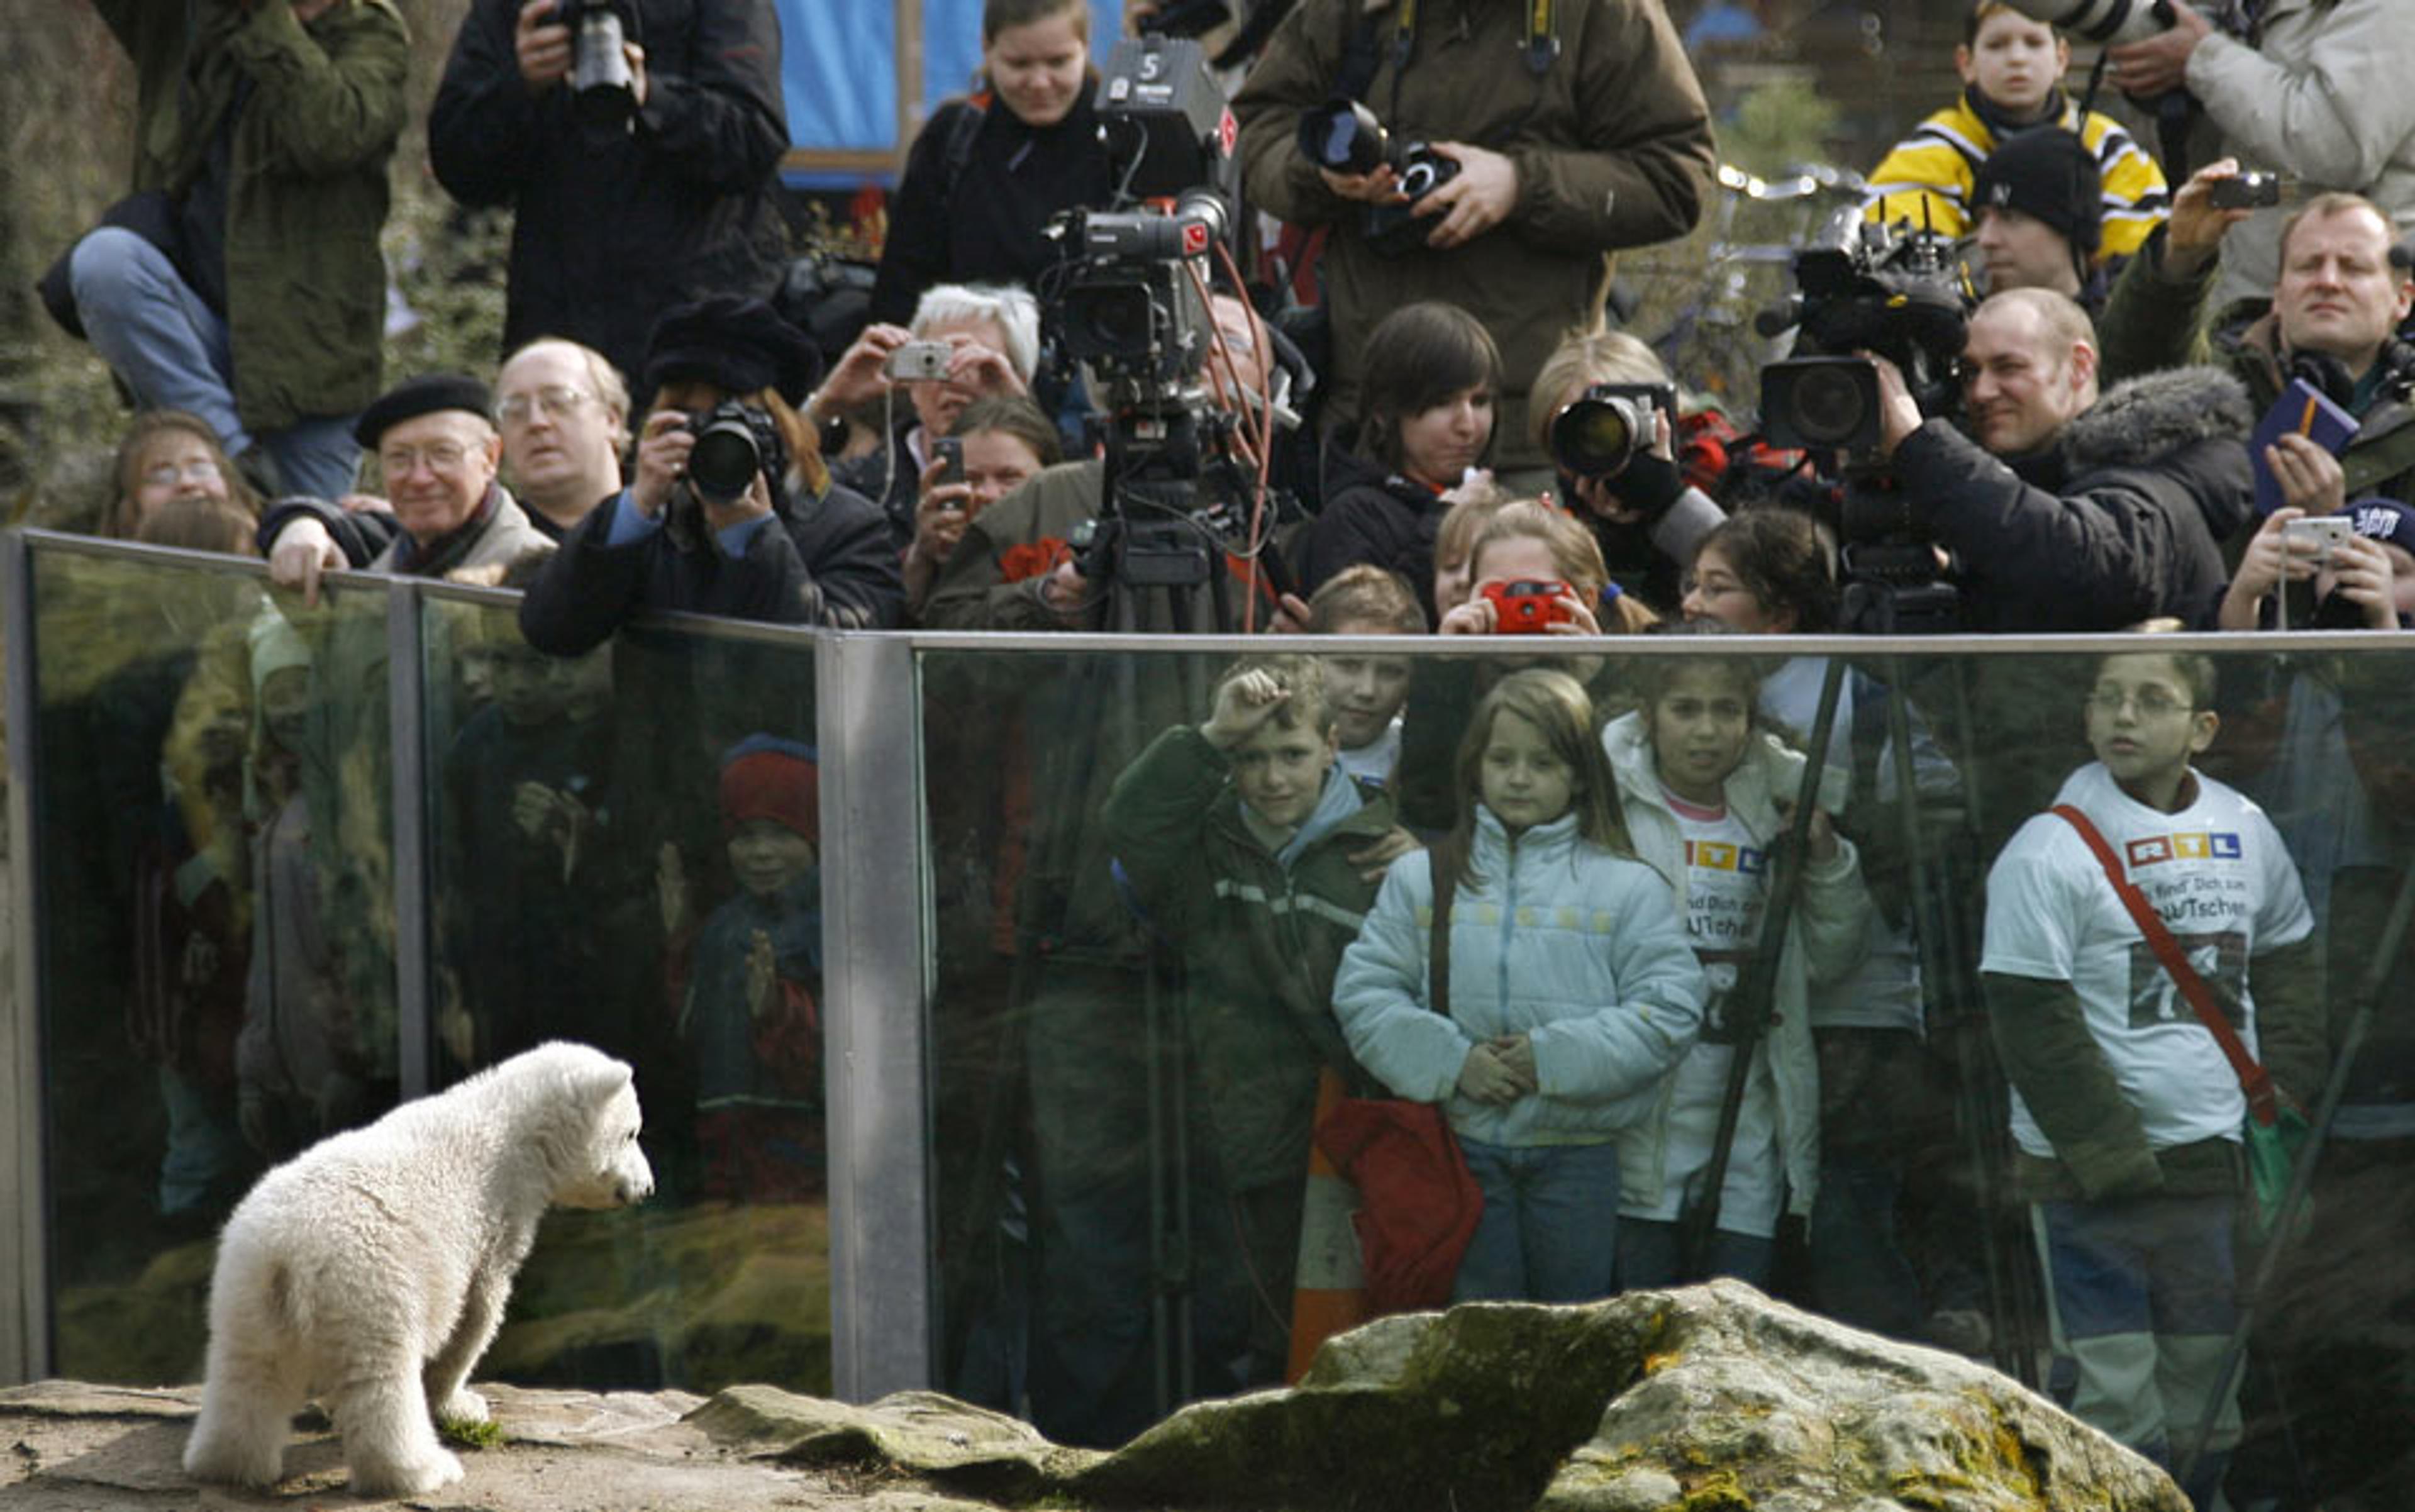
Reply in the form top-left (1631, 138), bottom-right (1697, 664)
top-left (1233, 0), bottom-right (1714, 476)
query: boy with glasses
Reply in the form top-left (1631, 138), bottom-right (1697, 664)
top-left (1981, 648), bottom-right (2325, 1509)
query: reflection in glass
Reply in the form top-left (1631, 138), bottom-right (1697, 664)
top-left (420, 599), bottom-right (831, 1396)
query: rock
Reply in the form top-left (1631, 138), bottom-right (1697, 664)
top-left (687, 1383), bottom-right (1101, 1503)
top-left (1070, 1281), bottom-right (2189, 1512)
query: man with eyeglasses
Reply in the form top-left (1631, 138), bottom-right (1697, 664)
top-left (260, 374), bottom-right (549, 582)
top-left (262, 342), bottom-right (626, 595)
top-left (1867, 287), bottom-right (2255, 631)
top-left (1982, 648), bottom-right (2324, 1508)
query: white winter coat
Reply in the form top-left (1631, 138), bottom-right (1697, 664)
top-left (1331, 805), bottom-right (1705, 1148)
top-left (2186, 0), bottom-right (2415, 311)
top-left (1601, 714), bottom-right (1875, 1218)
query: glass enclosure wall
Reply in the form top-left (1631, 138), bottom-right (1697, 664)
top-left (11, 531), bottom-right (2415, 1508)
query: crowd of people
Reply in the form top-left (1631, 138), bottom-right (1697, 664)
top-left (30, 0), bottom-right (2415, 1506)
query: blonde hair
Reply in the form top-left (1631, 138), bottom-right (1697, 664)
top-left (1527, 325), bottom-right (1670, 457)
top-left (1467, 500), bottom-right (1661, 633)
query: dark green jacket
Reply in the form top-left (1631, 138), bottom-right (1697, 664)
top-left (97, 0), bottom-right (408, 431)
top-left (2097, 234), bottom-right (2415, 509)
top-left (1985, 932), bottom-right (2326, 1203)
top-left (1103, 724), bottom-right (1402, 1191)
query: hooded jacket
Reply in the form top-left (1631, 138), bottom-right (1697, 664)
top-left (1233, 0), bottom-right (1714, 472)
top-left (1102, 725), bottom-right (1402, 1191)
top-left (1600, 714), bottom-right (1873, 1219)
top-left (1332, 805), bottom-right (1705, 1148)
top-left (1892, 365), bottom-right (2255, 631)
top-left (94, 0), bottom-right (408, 433)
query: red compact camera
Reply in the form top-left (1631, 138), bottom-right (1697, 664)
top-left (1481, 579), bottom-right (1574, 634)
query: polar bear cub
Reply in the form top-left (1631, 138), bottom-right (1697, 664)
top-left (184, 1040), bottom-right (654, 1496)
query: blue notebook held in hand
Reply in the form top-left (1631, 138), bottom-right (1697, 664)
top-left (2251, 377), bottom-right (2359, 515)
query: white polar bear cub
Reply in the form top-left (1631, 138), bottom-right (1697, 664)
top-left (184, 1040), bottom-right (653, 1497)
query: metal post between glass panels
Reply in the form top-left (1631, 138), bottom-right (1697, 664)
top-left (816, 631), bottom-right (936, 1400)
top-left (2, 531), bottom-right (50, 1384)
top-left (389, 584), bottom-right (432, 1101)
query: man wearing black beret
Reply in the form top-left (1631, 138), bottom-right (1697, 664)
top-left (256, 372), bottom-right (551, 586)
top-left (519, 296), bottom-right (902, 650)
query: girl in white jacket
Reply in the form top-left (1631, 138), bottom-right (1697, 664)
top-left (1333, 669), bottom-right (1704, 1303)
top-left (1602, 648), bottom-right (1873, 1291)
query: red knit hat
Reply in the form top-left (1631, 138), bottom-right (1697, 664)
top-left (718, 738), bottom-right (818, 842)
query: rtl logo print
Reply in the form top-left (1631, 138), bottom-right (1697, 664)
top-left (2124, 831), bottom-right (2242, 868)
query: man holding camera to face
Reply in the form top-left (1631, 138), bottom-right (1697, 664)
top-left (428, 0), bottom-right (790, 386)
top-left (1231, 0), bottom-right (1714, 479)
top-left (1866, 287), bottom-right (2254, 632)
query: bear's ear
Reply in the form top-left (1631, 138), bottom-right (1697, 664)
top-left (572, 1059), bottom-right (635, 1106)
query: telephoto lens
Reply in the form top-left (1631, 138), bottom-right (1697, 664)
top-left (1297, 98), bottom-right (1390, 175)
top-left (1547, 383), bottom-right (1675, 479)
top-left (686, 406), bottom-right (764, 503)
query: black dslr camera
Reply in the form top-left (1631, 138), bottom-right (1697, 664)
top-left (681, 401), bottom-right (784, 505)
top-left (552, 0), bottom-right (641, 133)
top-left (1548, 382), bottom-right (1678, 481)
top-left (1296, 98), bottom-right (1462, 258)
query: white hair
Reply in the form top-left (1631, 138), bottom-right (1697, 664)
top-left (911, 282), bottom-right (1042, 384)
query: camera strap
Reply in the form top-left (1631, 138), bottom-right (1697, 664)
top-left (1345, 0), bottom-right (1559, 109)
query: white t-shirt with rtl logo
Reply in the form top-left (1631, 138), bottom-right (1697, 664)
top-left (1983, 761), bottom-right (2314, 1159)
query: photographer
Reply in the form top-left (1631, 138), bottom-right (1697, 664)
top-left (518, 296), bottom-right (903, 653)
top-left (816, 284), bottom-right (1043, 542)
top-left (2101, 184), bottom-right (2415, 511)
top-left (1529, 325), bottom-right (1727, 614)
top-left (902, 395), bottom-right (1063, 620)
top-left (428, 0), bottom-right (789, 384)
top-left (2104, 0), bottom-right (2415, 321)
top-left (57, 0), bottom-right (409, 504)
top-left (1231, 0), bottom-right (1714, 477)
top-left (1870, 287), bottom-right (2253, 631)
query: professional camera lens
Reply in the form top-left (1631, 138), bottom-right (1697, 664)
top-left (687, 409), bottom-right (762, 503)
top-left (570, 5), bottom-right (636, 131)
top-left (1297, 99), bottom-right (1389, 175)
top-left (2001, 0), bottom-right (2163, 45)
top-left (1550, 398), bottom-right (1645, 479)
top-left (1787, 363), bottom-right (1873, 448)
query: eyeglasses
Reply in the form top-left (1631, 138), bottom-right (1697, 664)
top-left (496, 385), bottom-right (596, 425)
top-left (378, 441), bottom-right (473, 476)
top-left (140, 458), bottom-right (222, 490)
top-left (2086, 687), bottom-right (2192, 718)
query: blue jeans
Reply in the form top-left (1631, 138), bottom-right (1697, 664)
top-left (1451, 1137), bottom-right (1623, 1304)
top-left (1613, 1216), bottom-right (1775, 1291)
top-left (2034, 1194), bottom-right (2240, 1512)
top-left (70, 227), bottom-right (360, 501)
top-left (1807, 1153), bottom-right (1926, 1339)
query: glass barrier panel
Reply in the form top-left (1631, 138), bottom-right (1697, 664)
top-left (29, 545), bottom-right (399, 1383)
top-left (915, 632), bottom-right (2415, 1510)
top-left (419, 594), bottom-right (831, 1397)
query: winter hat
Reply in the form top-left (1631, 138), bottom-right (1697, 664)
top-left (2345, 496), bottom-right (2415, 555)
top-left (1972, 128), bottom-right (2102, 265)
top-left (718, 734), bottom-right (819, 842)
top-left (352, 373), bottom-right (496, 449)
top-left (641, 296), bottom-right (826, 407)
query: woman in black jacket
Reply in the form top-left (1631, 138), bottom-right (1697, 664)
top-left (870, 0), bottom-right (1116, 327)
top-left (1295, 301), bottom-right (1502, 625)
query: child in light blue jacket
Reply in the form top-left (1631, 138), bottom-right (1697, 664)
top-left (1333, 668), bottom-right (1704, 1303)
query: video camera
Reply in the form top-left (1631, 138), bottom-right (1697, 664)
top-left (1296, 99), bottom-right (1462, 258)
top-left (1757, 215), bottom-right (1974, 634)
top-left (1044, 188), bottom-right (1230, 409)
top-left (553, 0), bottom-right (641, 133)
top-left (1757, 216), bottom-right (1972, 455)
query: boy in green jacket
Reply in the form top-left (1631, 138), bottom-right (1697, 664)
top-left (1101, 653), bottom-right (1412, 1390)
